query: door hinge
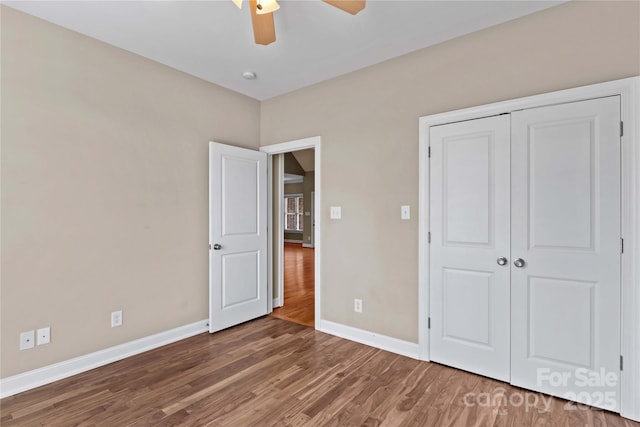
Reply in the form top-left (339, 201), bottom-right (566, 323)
top-left (620, 355), bottom-right (624, 371)
top-left (428, 232), bottom-right (431, 243)
top-left (620, 122), bottom-right (624, 137)
top-left (428, 146), bottom-right (431, 158)
top-left (621, 237), bottom-right (624, 254)
top-left (428, 317), bottom-right (431, 329)
top-left (209, 244), bottom-right (212, 250)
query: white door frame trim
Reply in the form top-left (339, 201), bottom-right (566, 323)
top-left (272, 154), bottom-right (285, 308)
top-left (307, 191), bottom-right (315, 248)
top-left (261, 136), bottom-right (322, 328)
top-left (418, 76), bottom-right (640, 421)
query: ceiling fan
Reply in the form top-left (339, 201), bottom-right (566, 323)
top-left (232, 0), bottom-right (366, 45)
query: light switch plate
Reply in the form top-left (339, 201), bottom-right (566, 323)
top-left (401, 205), bottom-right (411, 220)
top-left (330, 206), bottom-right (342, 219)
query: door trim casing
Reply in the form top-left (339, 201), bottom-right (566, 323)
top-left (260, 136), bottom-right (322, 328)
top-left (418, 77), bottom-right (640, 421)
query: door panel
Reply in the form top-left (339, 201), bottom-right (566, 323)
top-left (527, 277), bottom-right (594, 367)
top-left (210, 142), bottom-right (268, 333)
top-left (222, 156), bottom-right (259, 236)
top-left (442, 268), bottom-right (492, 347)
top-left (222, 251), bottom-right (260, 307)
top-left (528, 119), bottom-right (595, 250)
top-left (444, 135), bottom-right (493, 245)
top-left (511, 96), bottom-right (621, 411)
top-left (430, 115), bottom-right (511, 382)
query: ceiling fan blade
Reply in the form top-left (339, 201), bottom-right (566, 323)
top-left (249, 0), bottom-right (276, 45)
top-left (322, 0), bottom-right (365, 15)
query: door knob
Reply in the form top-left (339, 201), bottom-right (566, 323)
top-left (513, 258), bottom-right (525, 268)
top-left (497, 257), bottom-right (508, 266)
top-left (213, 243), bottom-right (222, 250)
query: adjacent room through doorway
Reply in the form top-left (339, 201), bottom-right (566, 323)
top-left (270, 149), bottom-right (316, 327)
top-left (271, 242), bottom-right (315, 327)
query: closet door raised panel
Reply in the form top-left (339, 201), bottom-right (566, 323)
top-left (430, 115), bottom-right (511, 382)
top-left (510, 96), bottom-right (621, 411)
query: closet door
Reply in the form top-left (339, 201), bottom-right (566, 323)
top-left (430, 115), bottom-right (511, 382)
top-left (510, 96), bottom-right (621, 411)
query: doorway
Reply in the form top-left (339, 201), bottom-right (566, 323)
top-left (260, 137), bottom-right (322, 329)
top-left (273, 150), bottom-right (315, 327)
top-left (271, 242), bottom-right (315, 326)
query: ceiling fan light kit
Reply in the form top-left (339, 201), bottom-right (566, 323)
top-left (256, 0), bottom-right (280, 15)
top-left (234, 0), bottom-right (365, 46)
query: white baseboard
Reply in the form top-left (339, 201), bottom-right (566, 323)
top-left (0, 319), bottom-right (209, 399)
top-left (302, 244), bottom-right (315, 248)
top-left (273, 297), bottom-right (283, 308)
top-left (284, 239), bottom-right (303, 244)
top-left (318, 320), bottom-right (420, 360)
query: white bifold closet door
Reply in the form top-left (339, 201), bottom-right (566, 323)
top-left (510, 96), bottom-right (621, 411)
top-left (429, 96), bottom-right (621, 411)
top-left (429, 115), bottom-right (512, 382)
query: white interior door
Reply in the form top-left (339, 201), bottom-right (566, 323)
top-left (510, 96), bottom-right (621, 411)
top-left (209, 142), bottom-right (268, 333)
top-left (430, 114), bottom-right (511, 382)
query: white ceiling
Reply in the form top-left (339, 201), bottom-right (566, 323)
top-left (5, 0), bottom-right (563, 100)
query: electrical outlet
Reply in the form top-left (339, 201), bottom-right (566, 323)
top-left (354, 299), bottom-right (363, 313)
top-left (111, 310), bottom-right (123, 328)
top-left (37, 327), bottom-right (51, 345)
top-left (20, 330), bottom-right (35, 350)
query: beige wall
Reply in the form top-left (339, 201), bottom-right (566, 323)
top-left (284, 233), bottom-right (303, 242)
top-left (260, 1), bottom-right (640, 342)
top-left (2, 0), bottom-right (639, 379)
top-left (284, 182), bottom-right (304, 195)
top-left (0, 7), bottom-right (260, 377)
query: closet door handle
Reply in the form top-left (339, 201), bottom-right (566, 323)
top-left (513, 258), bottom-right (525, 268)
top-left (497, 257), bottom-right (508, 266)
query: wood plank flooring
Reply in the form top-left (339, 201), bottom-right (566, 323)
top-left (271, 243), bottom-right (315, 327)
top-left (1, 316), bottom-right (637, 426)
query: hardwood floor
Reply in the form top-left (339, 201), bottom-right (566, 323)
top-left (271, 242), bottom-right (315, 327)
top-left (1, 317), bottom-right (637, 426)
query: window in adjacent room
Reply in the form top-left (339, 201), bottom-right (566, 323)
top-left (285, 195), bottom-right (304, 232)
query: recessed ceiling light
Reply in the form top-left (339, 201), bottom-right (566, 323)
top-left (242, 71), bottom-right (257, 80)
